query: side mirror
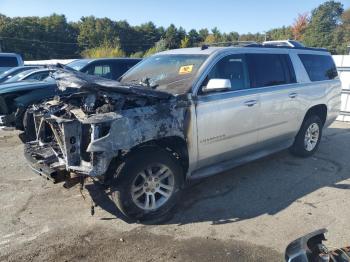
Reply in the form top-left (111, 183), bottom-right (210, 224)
top-left (202, 78), bottom-right (231, 93)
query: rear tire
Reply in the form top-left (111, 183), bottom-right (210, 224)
top-left (290, 115), bottom-right (323, 157)
top-left (111, 147), bottom-right (183, 222)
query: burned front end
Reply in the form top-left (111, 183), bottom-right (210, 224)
top-left (24, 71), bottom-right (187, 182)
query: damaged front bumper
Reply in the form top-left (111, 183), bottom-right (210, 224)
top-left (24, 142), bottom-right (64, 182)
top-left (26, 111), bottom-right (121, 179)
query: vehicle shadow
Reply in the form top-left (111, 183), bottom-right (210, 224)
top-left (87, 123), bottom-right (350, 225)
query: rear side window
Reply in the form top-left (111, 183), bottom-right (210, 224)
top-left (246, 54), bottom-right (296, 88)
top-left (0, 56), bottom-right (18, 67)
top-left (298, 54), bottom-right (338, 81)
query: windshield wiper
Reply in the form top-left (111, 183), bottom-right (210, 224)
top-left (141, 77), bottom-right (158, 89)
top-left (124, 78), bottom-right (158, 90)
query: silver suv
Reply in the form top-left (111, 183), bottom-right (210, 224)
top-left (25, 41), bottom-right (341, 221)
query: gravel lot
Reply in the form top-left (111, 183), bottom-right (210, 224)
top-left (1, 121), bottom-right (350, 262)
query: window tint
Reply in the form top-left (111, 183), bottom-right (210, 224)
top-left (204, 54), bottom-right (249, 91)
top-left (246, 54), bottom-right (295, 88)
top-left (113, 62), bottom-right (131, 80)
top-left (83, 64), bottom-right (112, 79)
top-left (26, 71), bottom-right (50, 81)
top-left (112, 60), bottom-right (140, 80)
top-left (298, 54), bottom-right (338, 81)
top-left (0, 56), bottom-right (18, 67)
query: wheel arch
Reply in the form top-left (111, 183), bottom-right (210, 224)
top-left (303, 104), bottom-right (328, 127)
top-left (132, 136), bottom-right (189, 175)
top-left (106, 136), bottom-right (189, 183)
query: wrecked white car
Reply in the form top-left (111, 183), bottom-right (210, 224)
top-left (25, 43), bottom-right (341, 221)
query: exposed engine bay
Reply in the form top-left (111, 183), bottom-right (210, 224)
top-left (24, 69), bottom-right (188, 181)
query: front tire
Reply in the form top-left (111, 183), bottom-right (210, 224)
top-left (111, 147), bottom-right (183, 222)
top-left (290, 115), bottom-right (323, 157)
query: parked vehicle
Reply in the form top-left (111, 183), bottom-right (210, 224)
top-left (24, 41), bottom-right (341, 221)
top-left (0, 58), bottom-right (142, 129)
top-left (0, 78), bottom-right (60, 129)
top-left (3, 68), bottom-right (55, 83)
top-left (0, 53), bottom-right (24, 73)
top-left (0, 66), bottom-right (42, 83)
top-left (66, 58), bottom-right (141, 80)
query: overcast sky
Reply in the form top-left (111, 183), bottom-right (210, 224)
top-left (1, 0), bottom-right (349, 34)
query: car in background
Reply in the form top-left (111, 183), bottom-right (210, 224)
top-left (3, 68), bottom-right (55, 83)
top-left (0, 53), bottom-right (24, 73)
top-left (0, 78), bottom-right (58, 129)
top-left (66, 58), bottom-right (141, 80)
top-left (0, 58), bottom-right (142, 130)
top-left (0, 66), bottom-right (42, 83)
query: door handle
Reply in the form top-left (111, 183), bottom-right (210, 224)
top-left (289, 92), bottom-right (298, 99)
top-left (244, 100), bottom-right (258, 107)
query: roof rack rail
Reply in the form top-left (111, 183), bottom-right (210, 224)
top-left (261, 40), bottom-right (328, 51)
top-left (200, 40), bottom-right (328, 52)
top-left (262, 40), bottom-right (305, 48)
top-left (201, 41), bottom-right (257, 50)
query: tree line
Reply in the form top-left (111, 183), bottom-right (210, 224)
top-left (0, 0), bottom-right (349, 60)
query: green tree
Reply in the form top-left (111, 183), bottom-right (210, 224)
top-left (198, 28), bottom-right (209, 43)
top-left (180, 36), bottom-right (190, 48)
top-left (222, 32), bottom-right (240, 42)
top-left (78, 16), bottom-right (119, 49)
top-left (303, 1), bottom-right (344, 52)
top-left (0, 13), bottom-right (78, 59)
top-left (164, 24), bottom-right (181, 49)
top-left (332, 8), bottom-right (350, 54)
top-left (144, 39), bottom-right (167, 57)
top-left (81, 44), bottom-right (125, 58)
top-left (114, 20), bottom-right (139, 55)
top-left (266, 26), bottom-right (293, 41)
top-left (211, 27), bottom-right (222, 42)
top-left (135, 22), bottom-right (162, 52)
top-left (187, 29), bottom-right (202, 46)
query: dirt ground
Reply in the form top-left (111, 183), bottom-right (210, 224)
top-left (1, 121), bottom-right (350, 262)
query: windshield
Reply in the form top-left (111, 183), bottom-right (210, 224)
top-left (66, 60), bottom-right (90, 71)
top-left (0, 56), bottom-right (18, 67)
top-left (0, 67), bottom-right (18, 78)
top-left (119, 54), bottom-right (208, 94)
top-left (4, 69), bottom-right (36, 83)
top-left (0, 67), bottom-right (36, 79)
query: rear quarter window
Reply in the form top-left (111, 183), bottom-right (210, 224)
top-left (0, 56), bottom-right (18, 67)
top-left (298, 54), bottom-right (338, 82)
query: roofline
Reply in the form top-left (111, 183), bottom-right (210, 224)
top-left (84, 57), bottom-right (142, 61)
top-left (0, 52), bottom-right (22, 56)
top-left (157, 45), bottom-right (330, 57)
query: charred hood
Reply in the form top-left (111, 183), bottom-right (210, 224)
top-left (52, 67), bottom-right (173, 100)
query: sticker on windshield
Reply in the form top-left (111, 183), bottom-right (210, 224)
top-left (179, 65), bottom-right (194, 75)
